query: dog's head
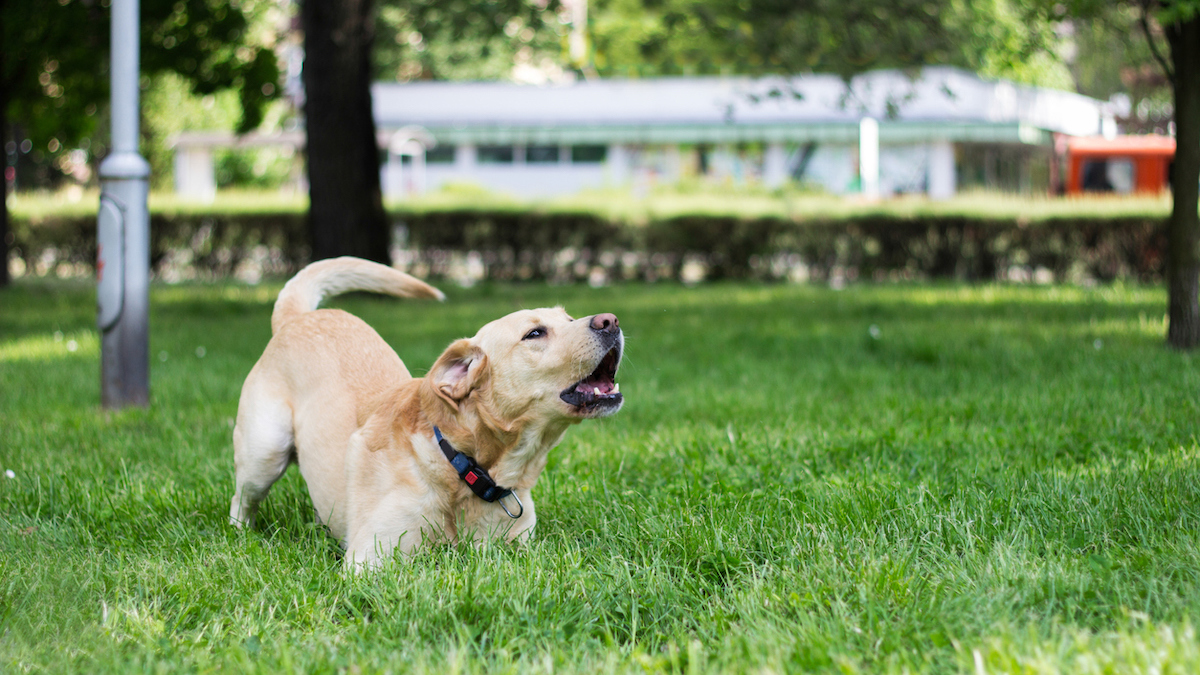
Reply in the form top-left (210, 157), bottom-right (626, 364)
top-left (427, 307), bottom-right (624, 425)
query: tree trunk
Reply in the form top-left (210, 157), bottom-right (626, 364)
top-left (1, 111), bottom-right (9, 287)
top-left (1, 109), bottom-right (8, 288)
top-left (301, 0), bottom-right (390, 264)
top-left (1165, 13), bottom-right (1200, 349)
top-left (1, 6), bottom-right (9, 289)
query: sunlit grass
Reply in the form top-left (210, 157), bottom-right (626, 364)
top-left (10, 187), bottom-right (1174, 224)
top-left (400, 187), bottom-right (1174, 222)
top-left (0, 329), bottom-right (98, 362)
top-left (969, 621), bottom-right (1200, 674)
top-left (9, 189), bottom-right (308, 220)
top-left (2, 279), bottom-right (1199, 673)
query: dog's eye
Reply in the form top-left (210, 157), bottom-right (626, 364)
top-left (522, 327), bottom-right (546, 340)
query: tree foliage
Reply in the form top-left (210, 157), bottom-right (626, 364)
top-left (4, 0), bottom-right (280, 158)
top-left (1, 0), bottom-right (281, 286)
top-left (587, 0), bottom-right (731, 77)
top-left (585, 0), bottom-right (1070, 87)
top-left (374, 0), bottom-right (564, 81)
top-left (1067, 7), bottom-right (1174, 134)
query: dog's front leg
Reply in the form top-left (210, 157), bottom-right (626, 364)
top-left (459, 489), bottom-right (537, 546)
top-left (343, 494), bottom-right (441, 571)
top-left (505, 490), bottom-right (537, 545)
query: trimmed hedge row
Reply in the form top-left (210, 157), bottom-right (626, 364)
top-left (9, 207), bottom-right (1166, 284)
top-left (10, 211), bottom-right (308, 282)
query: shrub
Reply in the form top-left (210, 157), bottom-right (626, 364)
top-left (7, 199), bottom-right (1168, 284)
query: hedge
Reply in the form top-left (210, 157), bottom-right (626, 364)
top-left (7, 205), bottom-right (1167, 285)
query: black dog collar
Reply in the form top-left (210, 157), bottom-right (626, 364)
top-left (433, 426), bottom-right (524, 519)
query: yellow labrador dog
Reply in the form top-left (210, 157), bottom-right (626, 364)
top-left (229, 257), bottom-right (623, 569)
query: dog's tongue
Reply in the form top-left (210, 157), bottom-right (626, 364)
top-left (576, 379), bottom-right (616, 396)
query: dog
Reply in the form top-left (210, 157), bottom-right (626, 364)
top-left (229, 257), bottom-right (624, 569)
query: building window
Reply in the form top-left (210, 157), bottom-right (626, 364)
top-left (477, 145), bottom-right (514, 164)
top-left (1082, 158), bottom-right (1135, 194)
top-left (427, 145), bottom-right (456, 163)
top-left (571, 145), bottom-right (607, 163)
top-left (526, 145), bottom-right (560, 163)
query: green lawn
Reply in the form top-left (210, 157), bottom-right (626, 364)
top-left (2, 279), bottom-right (1199, 673)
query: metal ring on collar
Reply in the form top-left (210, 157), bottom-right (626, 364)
top-left (498, 490), bottom-right (524, 519)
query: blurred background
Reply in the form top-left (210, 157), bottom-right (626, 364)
top-left (2, 0), bottom-right (1195, 288)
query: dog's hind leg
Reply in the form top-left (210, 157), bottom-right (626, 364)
top-left (229, 390), bottom-right (294, 529)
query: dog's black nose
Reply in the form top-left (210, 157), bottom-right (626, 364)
top-left (590, 313), bottom-right (619, 333)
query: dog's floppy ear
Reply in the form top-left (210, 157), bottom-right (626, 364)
top-left (429, 339), bottom-right (489, 409)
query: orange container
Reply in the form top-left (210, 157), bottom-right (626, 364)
top-left (1065, 135), bottom-right (1176, 195)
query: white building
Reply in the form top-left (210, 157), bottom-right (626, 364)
top-left (373, 67), bottom-right (1110, 199)
top-left (174, 67), bottom-right (1112, 200)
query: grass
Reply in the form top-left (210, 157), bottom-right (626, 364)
top-left (9, 186), bottom-right (1174, 224)
top-left (2, 278), bottom-right (1200, 673)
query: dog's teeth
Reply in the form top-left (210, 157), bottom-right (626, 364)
top-left (594, 387), bottom-right (601, 396)
top-left (614, 383), bottom-right (620, 394)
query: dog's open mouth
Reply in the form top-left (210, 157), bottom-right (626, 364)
top-left (560, 346), bottom-right (622, 415)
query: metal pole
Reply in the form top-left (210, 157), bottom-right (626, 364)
top-left (97, 0), bottom-right (150, 408)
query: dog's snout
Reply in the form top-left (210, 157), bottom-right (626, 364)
top-left (590, 313), bottom-right (619, 333)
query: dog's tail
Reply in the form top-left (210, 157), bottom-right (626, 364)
top-left (271, 257), bottom-right (445, 334)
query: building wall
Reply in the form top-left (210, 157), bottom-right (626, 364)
top-left (957, 144), bottom-right (1052, 194)
top-left (785, 142), bottom-right (955, 197)
top-left (388, 140), bottom-right (966, 198)
top-left (387, 143), bottom-right (613, 198)
top-left (793, 144), bottom-right (855, 194)
top-left (378, 134), bottom-right (1056, 199)
top-left (425, 164), bottom-right (610, 196)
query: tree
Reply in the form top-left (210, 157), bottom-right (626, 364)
top-left (1065, 7), bottom-right (1174, 135)
top-left (1, 0), bottom-right (280, 287)
top-left (302, 0), bottom-right (560, 265)
top-left (301, 0), bottom-right (389, 263)
top-left (1154, 3), bottom-right (1200, 348)
top-left (1051, 1), bottom-right (1199, 348)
